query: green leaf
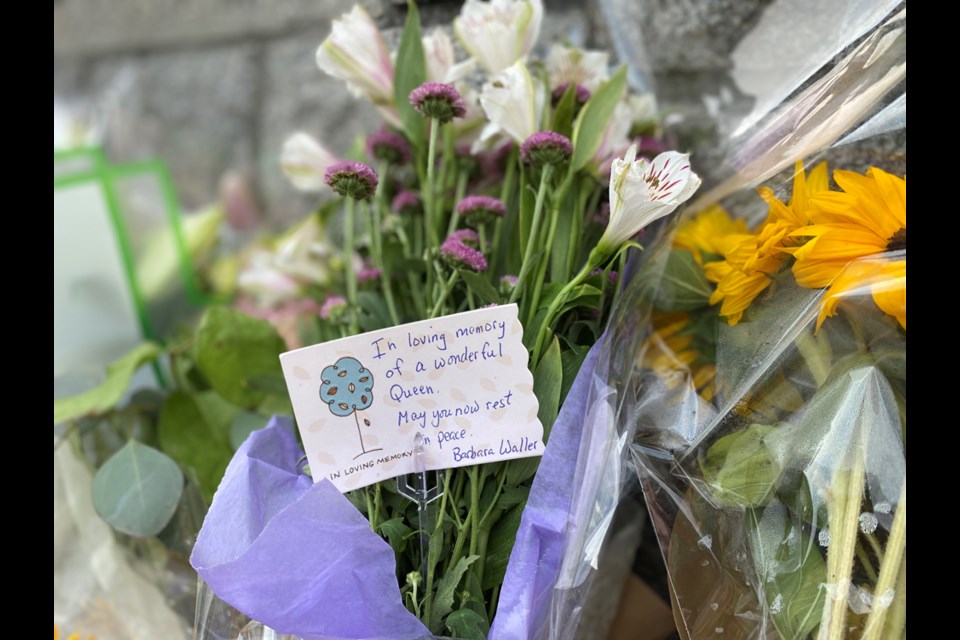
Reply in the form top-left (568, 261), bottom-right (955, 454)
top-left (92, 440), bottom-right (184, 537)
top-left (461, 567), bottom-right (487, 619)
top-left (394, 1), bottom-right (427, 147)
top-left (560, 344), bottom-right (591, 402)
top-left (635, 248), bottom-right (714, 312)
top-left (429, 554), bottom-right (479, 632)
top-left (747, 505), bottom-right (827, 639)
top-left (570, 66), bottom-right (628, 172)
top-left (158, 391), bottom-right (236, 503)
top-left (230, 411), bottom-right (270, 450)
top-left (534, 336), bottom-right (562, 438)
top-left (54, 342), bottom-right (163, 424)
top-left (195, 307), bottom-right (285, 409)
top-left (357, 291), bottom-right (393, 331)
top-left (377, 517), bottom-right (413, 555)
top-left (496, 485), bottom-right (530, 510)
top-left (700, 423), bottom-right (781, 507)
top-left (482, 504), bottom-right (524, 590)
top-left (459, 269), bottom-right (500, 305)
top-left (445, 608), bottom-right (489, 639)
top-left (550, 82), bottom-right (580, 138)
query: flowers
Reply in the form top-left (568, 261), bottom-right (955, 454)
top-left (791, 167), bottom-right (906, 288)
top-left (315, 5), bottom-right (395, 117)
top-left (545, 43), bottom-right (609, 93)
top-left (409, 82), bottom-right (468, 123)
top-left (520, 131), bottom-right (573, 166)
top-left (454, 0), bottom-right (543, 75)
top-left (422, 28), bottom-right (477, 84)
top-left (323, 161), bottom-right (379, 201)
top-left (478, 61), bottom-right (543, 146)
top-left (439, 229), bottom-right (488, 272)
top-left (597, 145), bottom-right (701, 258)
top-left (391, 190), bottom-right (422, 215)
top-left (366, 128), bottom-right (411, 165)
top-left (319, 295), bottom-right (348, 321)
top-left (280, 132), bottom-right (339, 192)
top-left (456, 194), bottom-right (506, 228)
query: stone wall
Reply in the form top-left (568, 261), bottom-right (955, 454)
top-left (55, 0), bottom-right (901, 227)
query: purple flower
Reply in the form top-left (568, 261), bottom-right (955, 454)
top-left (590, 268), bottom-right (619, 284)
top-left (449, 228), bottom-right (481, 247)
top-left (324, 161), bottom-right (379, 201)
top-left (366, 128), bottom-right (411, 165)
top-left (391, 190), bottom-right (422, 215)
top-left (319, 295), bottom-right (348, 320)
top-left (409, 82), bottom-right (467, 124)
top-left (551, 82), bottom-right (591, 107)
top-left (500, 275), bottom-right (518, 286)
top-left (499, 274), bottom-right (518, 295)
top-left (456, 195), bottom-right (506, 228)
top-left (520, 131), bottom-right (573, 166)
top-left (357, 262), bottom-right (382, 284)
top-left (440, 230), bottom-right (487, 272)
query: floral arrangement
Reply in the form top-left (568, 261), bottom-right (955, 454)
top-left (630, 158), bottom-right (906, 639)
top-left (56, 0), bottom-right (701, 638)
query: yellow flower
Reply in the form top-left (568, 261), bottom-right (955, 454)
top-left (54, 624), bottom-right (93, 640)
top-left (704, 161), bottom-right (830, 325)
top-left (790, 167), bottom-right (906, 289)
top-left (672, 204), bottom-right (750, 264)
top-left (817, 257), bottom-right (906, 331)
top-left (641, 311), bottom-right (716, 401)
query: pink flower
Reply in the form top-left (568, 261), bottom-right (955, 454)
top-left (520, 131), bottom-right (573, 166)
top-left (323, 161), bottom-right (379, 201)
top-left (409, 82), bottom-right (467, 124)
top-left (440, 230), bottom-right (487, 271)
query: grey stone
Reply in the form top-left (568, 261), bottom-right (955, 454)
top-left (83, 45), bottom-right (261, 210)
top-left (259, 28), bottom-right (382, 224)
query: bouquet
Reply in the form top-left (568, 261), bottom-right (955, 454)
top-left (619, 5), bottom-right (905, 638)
top-left (186, 1), bottom-right (701, 638)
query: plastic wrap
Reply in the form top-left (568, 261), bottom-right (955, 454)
top-left (618, 3), bottom-right (906, 638)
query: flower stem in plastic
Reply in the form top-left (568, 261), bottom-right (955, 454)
top-left (862, 478), bottom-right (906, 640)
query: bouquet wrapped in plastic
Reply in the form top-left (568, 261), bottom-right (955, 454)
top-left (621, 3), bottom-right (905, 638)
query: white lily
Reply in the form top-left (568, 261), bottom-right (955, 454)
top-left (598, 145), bottom-right (701, 255)
top-left (545, 43), bottom-right (609, 93)
top-left (423, 28), bottom-right (477, 84)
top-left (280, 132), bottom-right (339, 192)
top-left (477, 61), bottom-right (545, 147)
top-left (315, 5), bottom-right (394, 108)
top-left (454, 0), bottom-right (543, 75)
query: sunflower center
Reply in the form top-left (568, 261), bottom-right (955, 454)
top-left (886, 227), bottom-right (906, 252)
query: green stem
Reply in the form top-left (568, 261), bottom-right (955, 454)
top-left (429, 271), bottom-right (459, 318)
top-left (855, 541), bottom-right (879, 583)
top-left (818, 451), bottom-right (865, 640)
top-left (446, 171), bottom-right (469, 236)
top-left (373, 482), bottom-right (382, 531)
top-left (364, 489), bottom-right (376, 533)
top-left (394, 225), bottom-right (427, 318)
top-left (487, 583), bottom-right (501, 622)
top-left (882, 554), bottom-right (906, 639)
top-left (372, 164), bottom-right (400, 325)
top-left (532, 261), bottom-right (594, 365)
top-left (865, 531), bottom-right (885, 565)
top-left (526, 196), bottom-right (561, 328)
top-left (447, 508), bottom-right (471, 575)
top-left (509, 164), bottom-right (554, 305)
top-left (796, 330), bottom-right (833, 387)
top-left (343, 198), bottom-right (359, 334)
top-left (494, 150), bottom-right (518, 275)
top-left (474, 524), bottom-right (490, 588)
top-left (468, 466), bottom-right (481, 557)
top-left (423, 468), bottom-right (453, 626)
top-left (862, 479), bottom-right (906, 640)
top-left (426, 117), bottom-right (440, 247)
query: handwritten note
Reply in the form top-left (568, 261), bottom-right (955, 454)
top-left (280, 304), bottom-right (543, 492)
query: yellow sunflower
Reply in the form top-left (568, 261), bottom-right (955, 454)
top-left (789, 166), bottom-right (906, 329)
top-left (641, 311), bottom-right (716, 401)
top-left (672, 204), bottom-right (750, 264)
top-left (790, 167), bottom-right (906, 288)
top-left (817, 256), bottom-right (906, 330)
top-left (705, 161), bottom-right (829, 324)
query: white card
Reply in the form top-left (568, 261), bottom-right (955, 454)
top-left (280, 304), bottom-right (544, 491)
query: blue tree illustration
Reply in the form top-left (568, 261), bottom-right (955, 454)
top-left (320, 357), bottom-right (381, 458)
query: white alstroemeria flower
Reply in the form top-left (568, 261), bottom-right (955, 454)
top-left (627, 92), bottom-right (661, 132)
top-left (423, 28), bottom-right (477, 83)
top-left (477, 61), bottom-right (545, 146)
top-left (280, 132), bottom-right (339, 192)
top-left (598, 145), bottom-right (701, 255)
top-left (274, 215), bottom-right (334, 285)
top-left (545, 43), bottom-right (609, 93)
top-left (237, 250), bottom-right (301, 308)
top-left (454, 0), bottom-right (544, 75)
top-left (315, 5), bottom-right (394, 108)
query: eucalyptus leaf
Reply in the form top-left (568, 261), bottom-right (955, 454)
top-left (394, 1), bottom-right (427, 147)
top-left (747, 505), bottom-right (827, 639)
top-left (92, 440), bottom-right (184, 537)
top-left (700, 423), bottom-right (781, 507)
top-left (445, 608), bottom-right (489, 639)
top-left (459, 269), bottom-right (500, 305)
top-left (158, 391), bottom-right (236, 503)
top-left (570, 66), bottom-right (627, 172)
top-left (482, 504), bottom-right (524, 590)
top-left (54, 342), bottom-right (163, 425)
top-left (195, 307), bottom-right (285, 409)
top-left (429, 554), bottom-right (479, 632)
